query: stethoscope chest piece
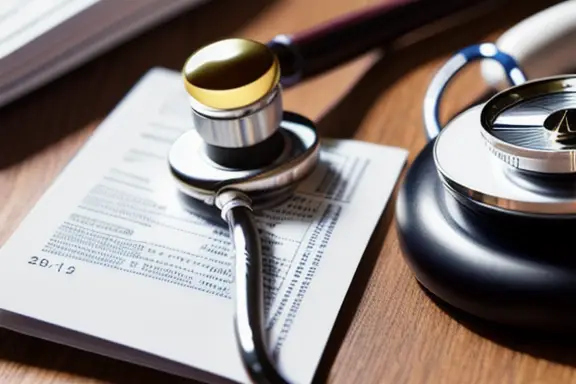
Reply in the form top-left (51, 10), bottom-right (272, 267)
top-left (166, 38), bottom-right (319, 384)
top-left (435, 75), bottom-right (576, 218)
top-left (168, 38), bottom-right (320, 212)
top-left (397, 46), bottom-right (576, 332)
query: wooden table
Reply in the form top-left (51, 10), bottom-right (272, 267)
top-left (0, 0), bottom-right (572, 382)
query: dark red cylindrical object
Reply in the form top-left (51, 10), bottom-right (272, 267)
top-left (268, 0), bottom-right (495, 86)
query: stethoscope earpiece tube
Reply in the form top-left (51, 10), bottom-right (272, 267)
top-left (217, 191), bottom-right (289, 384)
top-left (423, 43), bottom-right (527, 141)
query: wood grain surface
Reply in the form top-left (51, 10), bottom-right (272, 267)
top-left (0, 0), bottom-right (573, 383)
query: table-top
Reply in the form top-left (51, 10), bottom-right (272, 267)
top-left (0, 0), bottom-right (573, 383)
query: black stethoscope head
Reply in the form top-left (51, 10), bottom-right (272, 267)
top-left (425, 43), bottom-right (576, 219)
top-left (397, 42), bottom-right (576, 332)
top-left (168, 38), bottom-right (320, 212)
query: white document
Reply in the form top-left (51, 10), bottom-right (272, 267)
top-left (0, 68), bottom-right (407, 383)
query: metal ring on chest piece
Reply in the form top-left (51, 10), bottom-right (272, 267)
top-left (168, 111), bottom-right (319, 208)
top-left (190, 86), bottom-right (283, 148)
top-left (434, 76), bottom-right (576, 218)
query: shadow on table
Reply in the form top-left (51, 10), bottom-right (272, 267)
top-left (0, 327), bottom-right (200, 384)
top-left (423, 287), bottom-right (576, 368)
top-left (0, 0), bottom-right (275, 171)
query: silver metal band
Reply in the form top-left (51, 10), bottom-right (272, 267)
top-left (434, 105), bottom-right (576, 217)
top-left (216, 190), bottom-right (253, 220)
top-left (191, 86), bottom-right (283, 148)
top-left (480, 75), bottom-right (576, 174)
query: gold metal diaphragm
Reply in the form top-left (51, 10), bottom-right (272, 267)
top-left (182, 38), bottom-right (280, 110)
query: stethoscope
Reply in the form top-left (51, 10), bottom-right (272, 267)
top-left (169, 38), bottom-right (319, 384)
top-left (165, 1), bottom-right (576, 382)
top-left (398, 0), bottom-right (576, 340)
top-left (395, 45), bottom-right (576, 335)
